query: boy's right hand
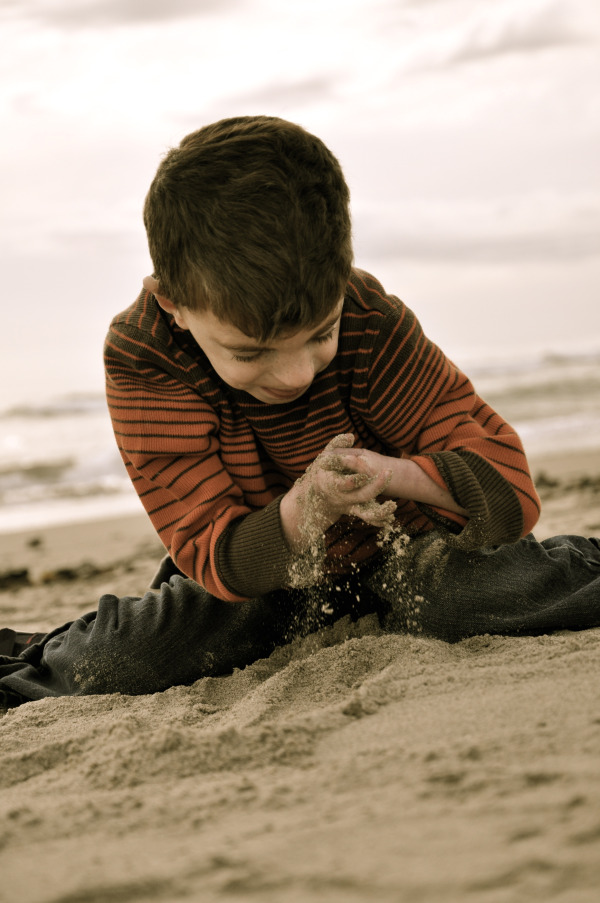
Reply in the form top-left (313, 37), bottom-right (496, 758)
top-left (279, 434), bottom-right (396, 552)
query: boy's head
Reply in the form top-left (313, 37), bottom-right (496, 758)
top-left (143, 115), bottom-right (353, 342)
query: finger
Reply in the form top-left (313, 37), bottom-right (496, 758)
top-left (336, 452), bottom-right (371, 474)
top-left (369, 467), bottom-right (392, 493)
top-left (350, 499), bottom-right (397, 525)
top-left (327, 446), bottom-right (365, 459)
top-left (319, 454), bottom-right (365, 476)
top-left (326, 471), bottom-right (372, 492)
top-left (353, 468), bottom-right (392, 497)
top-left (340, 472), bottom-right (372, 490)
top-left (327, 465), bottom-right (391, 497)
top-left (319, 454), bottom-right (351, 474)
top-left (354, 498), bottom-right (397, 518)
top-left (326, 433), bottom-right (355, 451)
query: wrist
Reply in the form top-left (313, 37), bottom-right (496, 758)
top-left (386, 455), bottom-right (467, 516)
top-left (279, 487), bottom-right (302, 549)
top-left (279, 483), bottom-right (335, 552)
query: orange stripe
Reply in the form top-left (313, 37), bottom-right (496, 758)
top-left (105, 268), bottom-right (540, 599)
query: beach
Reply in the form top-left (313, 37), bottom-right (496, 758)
top-left (1, 446), bottom-right (600, 903)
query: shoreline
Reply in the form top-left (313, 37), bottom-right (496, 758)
top-left (0, 443), bottom-right (597, 636)
top-left (1, 444), bottom-right (599, 581)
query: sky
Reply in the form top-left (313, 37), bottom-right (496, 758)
top-left (1, 0), bottom-right (599, 410)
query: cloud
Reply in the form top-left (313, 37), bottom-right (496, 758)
top-left (354, 197), bottom-right (600, 264)
top-left (1, 0), bottom-right (242, 29)
top-left (391, 0), bottom-right (591, 75)
top-left (223, 76), bottom-right (337, 111)
top-left (359, 227), bottom-right (599, 263)
top-left (445, 1), bottom-right (585, 66)
top-left (172, 76), bottom-right (338, 125)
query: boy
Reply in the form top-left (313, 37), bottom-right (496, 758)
top-left (1, 116), bottom-right (599, 706)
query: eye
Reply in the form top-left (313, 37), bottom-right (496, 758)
top-left (231, 351), bottom-right (265, 363)
top-left (312, 328), bottom-right (335, 345)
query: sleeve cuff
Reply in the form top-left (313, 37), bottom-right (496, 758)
top-left (214, 496), bottom-right (293, 598)
top-left (414, 449), bottom-right (524, 548)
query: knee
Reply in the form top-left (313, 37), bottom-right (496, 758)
top-left (43, 594), bottom-right (174, 696)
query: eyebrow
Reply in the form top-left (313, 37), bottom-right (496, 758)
top-left (220, 310), bottom-right (342, 353)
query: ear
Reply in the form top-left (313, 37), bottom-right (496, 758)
top-left (143, 275), bottom-right (188, 329)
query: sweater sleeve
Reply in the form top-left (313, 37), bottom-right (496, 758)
top-left (410, 390), bottom-right (540, 548)
top-left (104, 321), bottom-right (292, 602)
top-left (358, 274), bottom-right (541, 548)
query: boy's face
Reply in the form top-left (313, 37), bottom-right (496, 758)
top-left (159, 293), bottom-right (343, 404)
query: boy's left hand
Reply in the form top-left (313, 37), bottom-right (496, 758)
top-left (318, 446), bottom-right (397, 525)
top-left (279, 434), bottom-right (398, 552)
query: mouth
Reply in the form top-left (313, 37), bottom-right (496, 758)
top-left (262, 385), bottom-right (310, 401)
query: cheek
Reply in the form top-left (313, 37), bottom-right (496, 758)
top-left (219, 360), bottom-right (264, 387)
top-left (316, 342), bottom-right (338, 368)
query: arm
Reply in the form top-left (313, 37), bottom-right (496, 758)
top-left (279, 435), bottom-right (466, 553)
top-left (349, 270), bottom-right (541, 547)
top-left (104, 311), bottom-right (271, 602)
top-left (407, 385), bottom-right (541, 547)
top-left (358, 452), bottom-right (467, 517)
top-left (106, 379), bottom-right (252, 600)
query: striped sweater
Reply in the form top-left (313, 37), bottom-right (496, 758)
top-left (104, 268), bottom-right (541, 601)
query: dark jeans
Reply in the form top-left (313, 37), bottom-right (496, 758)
top-left (1, 533), bottom-right (599, 707)
top-left (370, 532), bottom-right (600, 642)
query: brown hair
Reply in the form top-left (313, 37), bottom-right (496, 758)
top-left (143, 116), bottom-right (353, 340)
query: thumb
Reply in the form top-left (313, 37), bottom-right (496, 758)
top-left (326, 433), bottom-right (355, 451)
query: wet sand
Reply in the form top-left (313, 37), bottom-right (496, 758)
top-left (1, 447), bottom-right (599, 903)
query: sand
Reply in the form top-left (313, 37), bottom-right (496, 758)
top-left (1, 448), bottom-right (600, 903)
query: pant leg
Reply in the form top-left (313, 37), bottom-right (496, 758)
top-left (370, 532), bottom-right (600, 643)
top-left (0, 570), bottom-right (380, 705)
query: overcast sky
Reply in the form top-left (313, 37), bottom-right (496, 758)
top-left (1, 0), bottom-right (599, 409)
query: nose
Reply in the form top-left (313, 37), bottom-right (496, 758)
top-left (273, 350), bottom-right (316, 389)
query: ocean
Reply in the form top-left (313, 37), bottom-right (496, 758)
top-left (1, 349), bottom-right (599, 534)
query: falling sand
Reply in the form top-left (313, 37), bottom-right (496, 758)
top-left (287, 433), bottom-right (398, 589)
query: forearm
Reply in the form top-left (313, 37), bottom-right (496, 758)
top-left (385, 455), bottom-right (468, 516)
top-left (215, 498), bottom-right (294, 597)
top-left (279, 482), bottom-right (333, 552)
top-left (280, 444), bottom-right (468, 554)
